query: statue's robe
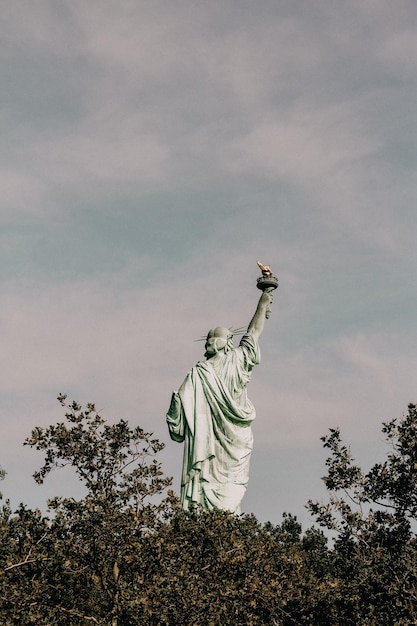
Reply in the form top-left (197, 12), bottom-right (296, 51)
top-left (166, 334), bottom-right (260, 513)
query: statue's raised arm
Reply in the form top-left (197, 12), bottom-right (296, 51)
top-left (247, 287), bottom-right (274, 342)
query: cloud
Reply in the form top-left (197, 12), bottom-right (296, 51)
top-left (1, 0), bottom-right (416, 524)
top-left (2, 257), bottom-right (414, 440)
top-left (222, 99), bottom-right (379, 178)
top-left (373, 17), bottom-right (417, 73)
top-left (2, 1), bottom-right (414, 223)
top-left (0, 170), bottom-right (47, 217)
top-left (31, 123), bottom-right (171, 184)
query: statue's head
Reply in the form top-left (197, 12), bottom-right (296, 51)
top-left (204, 326), bottom-right (234, 359)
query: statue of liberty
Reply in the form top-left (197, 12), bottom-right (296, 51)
top-left (166, 264), bottom-right (276, 513)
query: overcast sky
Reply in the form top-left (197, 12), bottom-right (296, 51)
top-left (1, 0), bottom-right (416, 527)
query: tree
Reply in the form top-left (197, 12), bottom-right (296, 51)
top-left (5, 396), bottom-right (417, 624)
top-left (134, 508), bottom-right (335, 626)
top-left (1, 395), bottom-right (335, 625)
top-left (1, 395), bottom-right (174, 625)
top-left (308, 403), bottom-right (417, 624)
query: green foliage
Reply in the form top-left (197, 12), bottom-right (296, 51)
top-left (2, 396), bottom-right (174, 625)
top-left (136, 509), bottom-right (336, 625)
top-left (2, 398), bottom-right (417, 625)
top-left (0, 465), bottom-right (6, 503)
top-left (26, 394), bottom-right (171, 508)
top-left (308, 403), bottom-right (417, 624)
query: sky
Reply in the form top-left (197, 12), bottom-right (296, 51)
top-left (1, 0), bottom-right (416, 528)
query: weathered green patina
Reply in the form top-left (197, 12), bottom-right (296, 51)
top-left (167, 280), bottom-right (274, 513)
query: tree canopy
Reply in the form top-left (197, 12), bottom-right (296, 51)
top-left (1, 398), bottom-right (417, 625)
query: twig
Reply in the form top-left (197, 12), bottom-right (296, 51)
top-left (56, 606), bottom-right (100, 623)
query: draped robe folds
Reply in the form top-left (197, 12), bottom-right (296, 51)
top-left (166, 334), bottom-right (260, 513)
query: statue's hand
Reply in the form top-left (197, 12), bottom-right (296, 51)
top-left (260, 288), bottom-right (274, 318)
top-left (260, 288), bottom-right (274, 304)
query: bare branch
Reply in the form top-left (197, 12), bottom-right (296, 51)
top-left (4, 558), bottom-right (37, 571)
top-left (56, 605), bottom-right (100, 623)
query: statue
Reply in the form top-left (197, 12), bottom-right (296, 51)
top-left (166, 263), bottom-right (278, 513)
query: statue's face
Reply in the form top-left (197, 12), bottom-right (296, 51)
top-left (204, 327), bottom-right (230, 359)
